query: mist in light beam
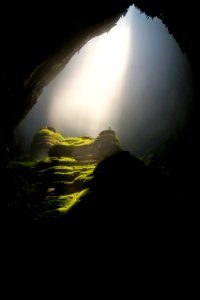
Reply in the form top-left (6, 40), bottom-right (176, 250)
top-left (48, 14), bottom-right (131, 137)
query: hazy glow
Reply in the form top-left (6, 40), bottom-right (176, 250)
top-left (48, 14), bottom-right (131, 136)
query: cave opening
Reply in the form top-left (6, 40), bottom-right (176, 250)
top-left (16, 4), bottom-right (194, 160)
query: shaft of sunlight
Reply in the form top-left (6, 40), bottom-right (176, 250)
top-left (48, 11), bottom-right (132, 136)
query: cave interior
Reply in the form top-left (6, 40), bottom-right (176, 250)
top-left (3, 1), bottom-right (199, 244)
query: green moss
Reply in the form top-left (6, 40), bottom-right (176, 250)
top-left (57, 189), bottom-right (90, 213)
top-left (40, 190), bottom-right (87, 215)
top-left (61, 137), bottom-right (95, 146)
top-left (38, 128), bottom-right (64, 141)
top-left (75, 168), bottom-right (94, 184)
top-left (37, 164), bottom-right (94, 173)
top-left (35, 156), bottom-right (77, 169)
top-left (51, 157), bottom-right (77, 163)
top-left (40, 157), bottom-right (52, 164)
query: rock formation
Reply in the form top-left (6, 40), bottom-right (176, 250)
top-left (30, 127), bottom-right (64, 160)
top-left (31, 127), bottom-right (121, 161)
top-left (8, 127), bottom-right (121, 222)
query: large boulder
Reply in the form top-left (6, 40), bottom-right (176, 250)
top-left (30, 127), bottom-right (64, 160)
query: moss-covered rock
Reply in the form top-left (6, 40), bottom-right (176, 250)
top-left (8, 128), bottom-right (121, 223)
top-left (7, 155), bottom-right (97, 222)
top-left (30, 127), bottom-right (64, 160)
top-left (49, 129), bottom-right (121, 161)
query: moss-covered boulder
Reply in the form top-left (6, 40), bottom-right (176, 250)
top-left (30, 127), bottom-right (64, 160)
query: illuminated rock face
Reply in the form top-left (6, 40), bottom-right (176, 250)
top-left (30, 128), bottom-right (121, 161)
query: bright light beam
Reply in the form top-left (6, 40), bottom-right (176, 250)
top-left (48, 11), bottom-right (132, 136)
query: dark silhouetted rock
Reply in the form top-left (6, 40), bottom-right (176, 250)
top-left (65, 150), bottom-right (172, 231)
